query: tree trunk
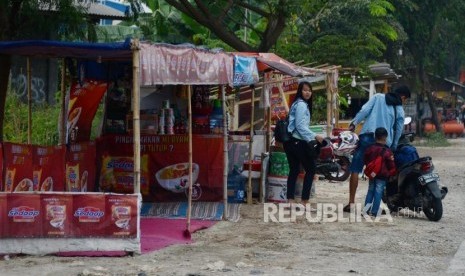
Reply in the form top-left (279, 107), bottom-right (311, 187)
top-left (0, 55), bottom-right (11, 142)
top-left (420, 66), bottom-right (442, 133)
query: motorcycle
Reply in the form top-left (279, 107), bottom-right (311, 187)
top-left (315, 130), bottom-right (358, 181)
top-left (385, 118), bottom-right (448, 221)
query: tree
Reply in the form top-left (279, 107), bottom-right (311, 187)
top-left (161, 0), bottom-right (296, 52)
top-left (0, 0), bottom-right (87, 141)
top-left (388, 0), bottom-right (465, 133)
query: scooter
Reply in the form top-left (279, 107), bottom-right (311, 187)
top-left (316, 131), bottom-right (358, 181)
top-left (385, 119), bottom-right (448, 221)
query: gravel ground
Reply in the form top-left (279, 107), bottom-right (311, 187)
top-left (1, 140), bottom-right (465, 276)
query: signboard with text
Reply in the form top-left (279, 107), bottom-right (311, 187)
top-left (97, 134), bottom-right (224, 202)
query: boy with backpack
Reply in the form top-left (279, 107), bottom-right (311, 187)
top-left (363, 127), bottom-right (397, 217)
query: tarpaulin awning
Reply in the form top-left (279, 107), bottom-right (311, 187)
top-left (0, 40), bottom-right (132, 60)
top-left (233, 52), bottom-right (313, 77)
top-left (139, 43), bottom-right (234, 85)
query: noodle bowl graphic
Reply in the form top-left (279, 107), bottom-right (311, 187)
top-left (156, 163), bottom-right (199, 193)
top-left (15, 178), bottom-right (33, 192)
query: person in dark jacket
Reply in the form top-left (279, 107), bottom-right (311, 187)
top-left (363, 127), bottom-right (396, 216)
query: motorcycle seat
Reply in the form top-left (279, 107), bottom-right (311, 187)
top-left (398, 156), bottom-right (432, 171)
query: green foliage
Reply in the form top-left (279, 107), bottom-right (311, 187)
top-left (424, 132), bottom-right (450, 148)
top-left (4, 94), bottom-right (59, 145)
top-left (4, 92), bottom-right (103, 145)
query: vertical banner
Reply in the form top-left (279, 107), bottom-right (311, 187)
top-left (72, 194), bottom-right (107, 237)
top-left (41, 194), bottom-right (73, 237)
top-left (33, 145), bottom-right (66, 192)
top-left (3, 143), bottom-right (33, 192)
top-left (67, 80), bottom-right (108, 143)
top-left (65, 142), bottom-right (96, 192)
top-left (0, 193), bottom-right (6, 238)
top-left (106, 194), bottom-right (137, 238)
top-left (6, 194), bottom-right (42, 238)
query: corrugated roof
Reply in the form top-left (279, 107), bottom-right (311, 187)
top-left (39, 1), bottom-right (128, 20)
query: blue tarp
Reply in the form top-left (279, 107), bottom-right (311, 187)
top-left (0, 40), bottom-right (132, 60)
top-left (233, 55), bottom-right (259, 87)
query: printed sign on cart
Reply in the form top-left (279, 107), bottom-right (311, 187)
top-left (0, 193), bottom-right (6, 238)
top-left (96, 135), bottom-right (223, 202)
top-left (106, 194), bottom-right (137, 238)
top-left (72, 194), bottom-right (107, 237)
top-left (41, 194), bottom-right (73, 237)
top-left (6, 194), bottom-right (42, 238)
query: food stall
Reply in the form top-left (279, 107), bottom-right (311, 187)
top-left (0, 40), bottom-right (237, 254)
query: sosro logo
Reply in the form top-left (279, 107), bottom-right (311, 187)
top-left (8, 206), bottom-right (40, 222)
top-left (107, 159), bottom-right (133, 171)
top-left (74, 207), bottom-right (105, 222)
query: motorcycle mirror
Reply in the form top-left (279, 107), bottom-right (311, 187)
top-left (404, 116), bottom-right (412, 125)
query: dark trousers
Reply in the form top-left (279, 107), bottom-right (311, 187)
top-left (283, 139), bottom-right (317, 201)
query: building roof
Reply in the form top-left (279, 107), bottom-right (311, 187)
top-left (39, 1), bottom-right (128, 20)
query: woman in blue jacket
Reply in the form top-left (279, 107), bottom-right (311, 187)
top-left (284, 81), bottom-right (324, 206)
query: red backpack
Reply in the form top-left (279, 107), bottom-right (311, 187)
top-left (364, 148), bottom-right (386, 180)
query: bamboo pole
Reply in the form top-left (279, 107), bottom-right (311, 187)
top-left (221, 85), bottom-right (229, 219)
top-left (326, 74), bottom-right (332, 137)
top-left (60, 59), bottom-right (66, 145)
top-left (277, 75), bottom-right (289, 113)
top-left (27, 57), bottom-right (32, 144)
top-left (131, 40), bottom-right (141, 194)
top-left (247, 85), bottom-right (255, 204)
top-left (186, 85), bottom-right (193, 232)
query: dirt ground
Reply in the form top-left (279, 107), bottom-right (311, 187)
top-left (1, 140), bottom-right (465, 276)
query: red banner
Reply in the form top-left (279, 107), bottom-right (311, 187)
top-left (33, 145), bottom-right (66, 192)
top-left (96, 134), bottom-right (224, 202)
top-left (67, 80), bottom-right (108, 143)
top-left (6, 194), bottom-right (42, 238)
top-left (72, 194), bottom-right (107, 237)
top-left (0, 143), bottom-right (3, 191)
top-left (0, 193), bottom-right (138, 238)
top-left (65, 142), bottom-right (96, 192)
top-left (41, 194), bottom-right (73, 237)
top-left (106, 194), bottom-right (137, 238)
top-left (3, 143), bottom-right (33, 192)
top-left (0, 193), bottom-right (6, 238)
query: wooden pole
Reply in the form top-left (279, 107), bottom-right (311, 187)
top-left (60, 59), bottom-right (66, 145)
top-left (247, 85), bottom-right (255, 204)
top-left (186, 85), bottom-right (193, 232)
top-left (131, 39), bottom-right (141, 194)
top-left (221, 85), bottom-right (229, 219)
top-left (27, 57), bottom-right (32, 144)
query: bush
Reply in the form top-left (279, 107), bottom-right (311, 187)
top-left (4, 93), bottom-right (103, 145)
top-left (424, 132), bottom-right (450, 147)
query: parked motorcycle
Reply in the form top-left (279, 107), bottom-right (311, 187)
top-left (385, 122), bottom-right (448, 221)
top-left (316, 131), bottom-right (358, 181)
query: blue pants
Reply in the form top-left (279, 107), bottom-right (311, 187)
top-left (364, 178), bottom-right (386, 216)
top-left (350, 133), bottom-right (375, 173)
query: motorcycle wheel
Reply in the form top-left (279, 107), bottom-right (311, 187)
top-left (326, 156), bottom-right (350, 182)
top-left (423, 193), bottom-right (443, 221)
